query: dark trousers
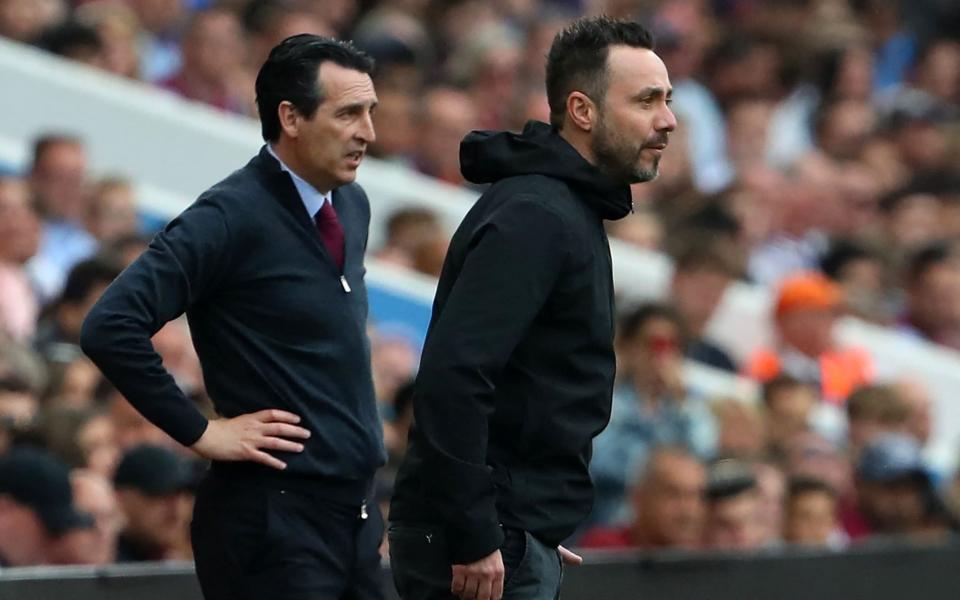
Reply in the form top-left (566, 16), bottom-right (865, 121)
top-left (191, 471), bottom-right (385, 600)
top-left (388, 522), bottom-right (562, 600)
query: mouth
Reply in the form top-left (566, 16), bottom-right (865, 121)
top-left (344, 150), bottom-right (365, 166)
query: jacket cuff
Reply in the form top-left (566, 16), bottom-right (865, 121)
top-left (445, 520), bottom-right (505, 565)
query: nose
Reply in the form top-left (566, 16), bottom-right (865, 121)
top-left (356, 111), bottom-right (376, 144)
top-left (656, 104), bottom-right (677, 133)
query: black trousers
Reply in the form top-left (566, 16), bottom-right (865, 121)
top-left (388, 522), bottom-right (562, 600)
top-left (191, 471), bottom-right (385, 600)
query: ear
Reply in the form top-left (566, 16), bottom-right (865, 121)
top-left (566, 91), bottom-right (596, 133)
top-left (277, 101), bottom-right (301, 139)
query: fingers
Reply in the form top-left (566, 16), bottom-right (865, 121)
top-left (476, 575), bottom-right (493, 600)
top-left (558, 545), bottom-right (583, 565)
top-left (250, 449), bottom-right (287, 470)
top-left (254, 409), bottom-right (302, 424)
top-left (260, 437), bottom-right (305, 453)
top-left (493, 569), bottom-right (504, 600)
top-left (451, 566), bottom-right (466, 596)
top-left (461, 576), bottom-right (480, 600)
top-left (261, 422), bottom-right (312, 440)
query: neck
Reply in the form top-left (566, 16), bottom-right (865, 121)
top-left (271, 140), bottom-right (333, 195)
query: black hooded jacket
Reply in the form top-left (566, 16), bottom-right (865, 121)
top-left (389, 121), bottom-right (632, 563)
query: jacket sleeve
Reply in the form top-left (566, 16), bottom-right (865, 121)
top-left (413, 196), bottom-right (570, 564)
top-left (80, 196), bottom-right (235, 447)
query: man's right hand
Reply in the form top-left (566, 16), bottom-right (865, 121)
top-left (190, 409), bottom-right (311, 470)
top-left (451, 549), bottom-right (504, 600)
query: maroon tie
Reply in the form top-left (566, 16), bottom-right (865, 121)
top-left (314, 201), bottom-right (345, 271)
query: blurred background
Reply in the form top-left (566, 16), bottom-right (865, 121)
top-left (1, 0), bottom-right (960, 593)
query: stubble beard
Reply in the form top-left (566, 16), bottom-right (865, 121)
top-left (591, 114), bottom-right (660, 185)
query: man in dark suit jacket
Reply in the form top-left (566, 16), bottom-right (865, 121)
top-left (81, 35), bottom-right (386, 600)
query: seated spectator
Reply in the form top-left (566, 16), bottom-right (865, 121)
top-left (899, 242), bottom-right (960, 351)
top-left (37, 20), bottom-right (105, 68)
top-left (606, 208), bottom-right (664, 251)
top-left (158, 8), bottom-right (252, 115)
top-left (846, 384), bottom-right (909, 462)
top-left (375, 206), bottom-right (444, 269)
top-left (0, 374), bottom-right (38, 434)
top-left (34, 256), bottom-right (122, 364)
top-left (855, 433), bottom-right (958, 542)
top-left (25, 134), bottom-right (98, 304)
top-left (745, 272), bottom-right (873, 405)
top-left (113, 444), bottom-right (194, 562)
top-left (0, 447), bottom-right (94, 566)
top-left (591, 304), bottom-right (716, 524)
top-left (369, 88), bottom-right (417, 162)
top-left (85, 176), bottom-right (140, 244)
top-left (75, 0), bottom-right (142, 79)
top-left (783, 476), bottom-right (841, 548)
top-left (413, 87), bottom-right (478, 185)
top-left (579, 447), bottom-right (707, 550)
top-left (71, 469), bottom-right (122, 565)
top-left (669, 236), bottom-right (741, 372)
top-left (104, 386), bottom-right (176, 453)
top-left (712, 397), bottom-right (765, 460)
top-left (896, 379), bottom-right (933, 450)
top-left (0, 173), bottom-right (41, 342)
top-left (819, 239), bottom-right (891, 324)
top-left (763, 375), bottom-right (818, 456)
top-left (703, 459), bottom-right (763, 551)
top-left (754, 461), bottom-right (786, 547)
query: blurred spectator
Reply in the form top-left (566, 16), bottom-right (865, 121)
top-left (0, 174), bottom-right (41, 342)
top-left (754, 461), bottom-right (786, 547)
top-left (34, 256), bottom-right (122, 365)
top-left (242, 0), bottom-right (334, 74)
top-left (763, 375), bottom-right (818, 457)
top-left (881, 187), bottom-right (946, 256)
top-left (410, 231), bottom-right (449, 278)
top-left (0, 0), bottom-right (66, 43)
top-left (37, 20), bottom-right (105, 68)
top-left (591, 304), bottom-right (716, 524)
top-left (85, 177), bottom-right (140, 244)
top-left (102, 233), bottom-right (151, 268)
top-left (783, 432), bottom-right (853, 512)
top-left (745, 272), bottom-right (873, 405)
top-left (712, 397), bottom-right (765, 460)
top-left (669, 236), bottom-right (740, 372)
top-left (112, 444), bottom-right (194, 561)
top-left (375, 206), bottom-right (444, 269)
top-left (0, 375), bottom-right (38, 443)
top-left (0, 447), bottom-right (94, 566)
top-left (39, 405), bottom-right (118, 476)
top-left (579, 447), bottom-right (706, 550)
top-left (70, 469), bottom-right (122, 564)
top-left (25, 135), bottom-right (99, 304)
top-left (783, 476), bottom-right (841, 548)
top-left (369, 88), bottom-right (417, 162)
top-left (129, 0), bottom-right (186, 82)
top-left (820, 239), bottom-right (890, 323)
top-left (159, 8), bottom-right (252, 115)
top-left (414, 87), bottom-right (478, 185)
top-left (846, 384), bottom-right (908, 461)
top-left (448, 23), bottom-right (522, 131)
top-left (854, 433), bottom-right (957, 541)
top-left (895, 379), bottom-right (933, 449)
top-left (703, 459), bottom-right (763, 551)
top-left (75, 0), bottom-right (142, 79)
top-left (370, 324), bottom-right (418, 405)
top-left (899, 242), bottom-right (960, 350)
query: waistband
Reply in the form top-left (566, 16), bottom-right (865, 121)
top-left (207, 461), bottom-right (372, 506)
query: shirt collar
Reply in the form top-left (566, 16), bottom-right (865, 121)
top-left (267, 144), bottom-right (330, 218)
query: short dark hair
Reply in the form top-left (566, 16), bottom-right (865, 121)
top-left (255, 34), bottom-right (375, 142)
top-left (762, 374), bottom-right (811, 407)
top-left (618, 302), bottom-right (684, 343)
top-left (59, 256), bottom-right (122, 307)
top-left (545, 16), bottom-right (654, 130)
top-left (31, 134), bottom-right (82, 169)
top-left (820, 239), bottom-right (879, 281)
top-left (906, 242), bottom-right (952, 287)
top-left (38, 21), bottom-right (103, 59)
top-left (787, 476), bottom-right (837, 502)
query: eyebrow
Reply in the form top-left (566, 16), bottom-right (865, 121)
top-left (336, 100), bottom-right (378, 113)
top-left (634, 86), bottom-right (673, 100)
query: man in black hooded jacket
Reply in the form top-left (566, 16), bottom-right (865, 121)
top-left (388, 16), bottom-right (677, 600)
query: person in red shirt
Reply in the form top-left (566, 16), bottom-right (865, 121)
top-left (579, 447), bottom-right (706, 550)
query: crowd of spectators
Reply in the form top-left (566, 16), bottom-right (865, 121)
top-left (2, 0), bottom-right (960, 568)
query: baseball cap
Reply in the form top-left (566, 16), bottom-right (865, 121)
top-left (0, 447), bottom-right (94, 535)
top-left (857, 433), bottom-right (929, 484)
top-left (113, 445), bottom-right (194, 496)
top-left (774, 272), bottom-right (842, 318)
